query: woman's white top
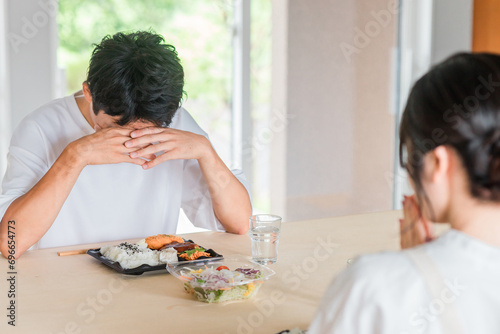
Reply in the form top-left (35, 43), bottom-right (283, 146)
top-left (0, 95), bottom-right (249, 249)
top-left (309, 229), bottom-right (500, 333)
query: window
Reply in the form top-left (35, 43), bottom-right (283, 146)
top-left (249, 0), bottom-right (271, 212)
top-left (57, 0), bottom-right (272, 221)
top-left (58, 0), bottom-right (234, 164)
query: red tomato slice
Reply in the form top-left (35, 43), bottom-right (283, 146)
top-left (216, 265), bottom-right (229, 271)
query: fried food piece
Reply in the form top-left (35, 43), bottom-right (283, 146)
top-left (145, 234), bottom-right (184, 250)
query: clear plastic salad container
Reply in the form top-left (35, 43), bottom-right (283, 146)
top-left (166, 255), bottom-right (275, 303)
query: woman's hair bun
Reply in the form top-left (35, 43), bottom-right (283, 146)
top-left (400, 52), bottom-right (500, 202)
top-left (470, 127), bottom-right (500, 200)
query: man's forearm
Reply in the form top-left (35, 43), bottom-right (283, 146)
top-left (0, 127), bottom-right (148, 258)
top-left (118, 126), bottom-right (252, 233)
top-left (0, 145), bottom-right (84, 258)
top-left (198, 149), bottom-right (252, 234)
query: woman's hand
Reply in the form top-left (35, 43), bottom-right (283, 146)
top-left (400, 195), bottom-right (435, 249)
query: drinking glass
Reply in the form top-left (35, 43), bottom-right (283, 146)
top-left (249, 214), bottom-right (282, 265)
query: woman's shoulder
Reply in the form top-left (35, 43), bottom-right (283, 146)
top-left (349, 250), bottom-right (416, 279)
top-left (345, 250), bottom-right (422, 295)
top-left (309, 250), bottom-right (429, 333)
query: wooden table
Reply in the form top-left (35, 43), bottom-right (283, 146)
top-left (0, 210), bottom-right (407, 334)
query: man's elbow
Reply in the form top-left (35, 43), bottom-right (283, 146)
top-left (0, 243), bottom-right (11, 259)
top-left (0, 239), bottom-right (26, 260)
top-left (228, 223), bottom-right (249, 235)
top-left (231, 206), bottom-right (252, 235)
top-left (0, 249), bottom-right (25, 260)
top-left (0, 233), bottom-right (8, 258)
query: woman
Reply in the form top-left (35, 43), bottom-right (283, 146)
top-left (309, 53), bottom-right (500, 333)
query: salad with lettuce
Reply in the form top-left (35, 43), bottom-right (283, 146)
top-left (180, 265), bottom-right (265, 303)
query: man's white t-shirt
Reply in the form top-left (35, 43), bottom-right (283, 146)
top-left (0, 95), bottom-right (249, 249)
top-left (309, 229), bottom-right (500, 334)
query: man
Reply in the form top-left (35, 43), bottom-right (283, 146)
top-left (0, 31), bottom-right (252, 258)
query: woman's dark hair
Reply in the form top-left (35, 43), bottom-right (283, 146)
top-left (400, 53), bottom-right (500, 205)
top-left (86, 31), bottom-right (184, 127)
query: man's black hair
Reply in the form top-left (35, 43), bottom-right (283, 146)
top-left (86, 31), bottom-right (184, 127)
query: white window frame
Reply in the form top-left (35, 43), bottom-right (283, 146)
top-left (393, 0), bottom-right (473, 209)
top-left (232, 0), bottom-right (252, 183)
top-left (180, 0), bottom-right (252, 234)
top-left (393, 0), bottom-right (435, 208)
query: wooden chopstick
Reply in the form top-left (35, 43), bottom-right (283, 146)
top-left (57, 249), bottom-right (89, 256)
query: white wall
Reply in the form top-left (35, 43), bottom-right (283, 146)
top-left (0, 0), bottom-right (58, 183)
top-left (0, 0), bottom-right (9, 181)
top-left (5, 0), bottom-right (58, 132)
top-left (431, 0), bottom-right (473, 65)
top-left (272, 0), bottom-right (397, 221)
top-left (286, 0), bottom-right (355, 199)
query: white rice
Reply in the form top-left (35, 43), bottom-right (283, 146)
top-left (135, 239), bottom-right (148, 249)
top-left (158, 248), bottom-right (178, 264)
top-left (100, 242), bottom-right (178, 269)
